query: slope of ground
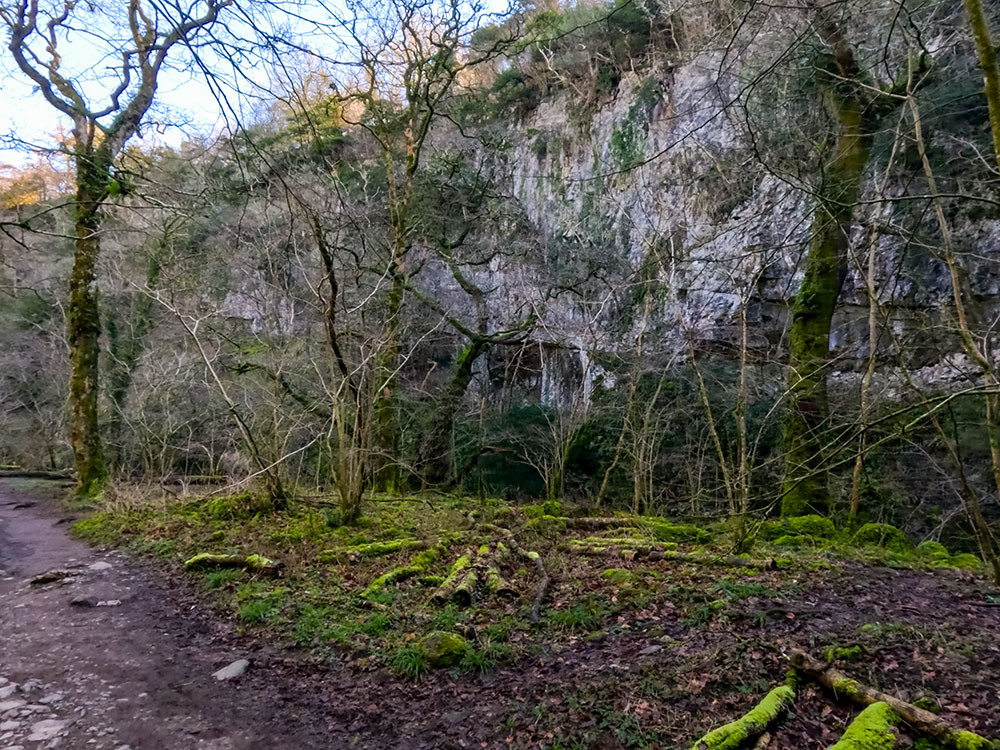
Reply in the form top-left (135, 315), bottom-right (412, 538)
top-left (1, 480), bottom-right (997, 749)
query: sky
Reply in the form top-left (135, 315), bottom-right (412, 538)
top-left (0, 0), bottom-right (512, 170)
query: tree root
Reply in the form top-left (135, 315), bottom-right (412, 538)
top-left (689, 683), bottom-right (795, 750)
top-left (789, 649), bottom-right (997, 749)
top-left (183, 553), bottom-right (282, 576)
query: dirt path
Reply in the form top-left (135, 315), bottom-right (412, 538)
top-left (0, 483), bottom-right (336, 750)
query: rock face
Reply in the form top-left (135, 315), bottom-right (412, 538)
top-left (471, 14), bottom-right (999, 400)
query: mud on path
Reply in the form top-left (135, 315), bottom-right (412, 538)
top-left (1, 480), bottom-right (1000, 750)
top-left (0, 482), bottom-right (338, 750)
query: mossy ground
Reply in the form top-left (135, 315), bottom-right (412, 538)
top-left (68, 491), bottom-right (1000, 749)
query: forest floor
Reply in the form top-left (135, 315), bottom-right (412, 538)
top-left (0, 480), bottom-right (998, 750)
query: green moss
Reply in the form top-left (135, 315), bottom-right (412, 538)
top-left (916, 540), bottom-right (949, 560)
top-left (344, 538), bottom-right (424, 560)
top-left (601, 568), bottom-right (635, 585)
top-left (762, 515), bottom-right (836, 543)
top-left (523, 500), bottom-right (562, 518)
top-left (832, 677), bottom-right (863, 701)
top-left (416, 630), bottom-right (469, 668)
top-left (823, 645), bottom-right (865, 662)
top-left (690, 685), bottom-right (795, 750)
top-left (911, 696), bottom-right (941, 714)
top-left (946, 553), bottom-right (983, 571)
top-left (852, 523), bottom-right (912, 553)
top-left (952, 730), bottom-right (994, 750)
top-left (829, 702), bottom-right (899, 749)
top-left (645, 521), bottom-right (710, 544)
top-left (525, 515), bottom-right (567, 536)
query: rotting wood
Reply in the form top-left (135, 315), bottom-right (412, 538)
top-left (690, 683), bottom-right (795, 750)
top-left (789, 649), bottom-right (996, 749)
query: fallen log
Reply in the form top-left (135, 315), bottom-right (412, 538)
top-left (829, 702), bottom-right (902, 749)
top-left (690, 684), bottom-right (795, 750)
top-left (479, 523), bottom-right (552, 622)
top-left (561, 541), bottom-right (777, 570)
top-left (430, 553), bottom-right (472, 604)
top-left (0, 469), bottom-right (74, 481)
top-left (789, 649), bottom-right (996, 750)
top-left (183, 553), bottom-right (283, 576)
top-left (361, 543), bottom-right (445, 599)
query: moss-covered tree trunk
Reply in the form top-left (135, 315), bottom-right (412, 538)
top-left (418, 339), bottom-right (488, 485)
top-left (782, 58), bottom-right (874, 516)
top-left (68, 153), bottom-right (110, 497)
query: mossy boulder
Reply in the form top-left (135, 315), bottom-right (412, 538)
top-left (916, 540), bottom-right (949, 560)
top-left (523, 500), bottom-right (562, 518)
top-left (525, 515), bottom-right (567, 536)
top-left (416, 630), bottom-right (469, 668)
top-left (947, 553), bottom-right (982, 571)
top-left (773, 534), bottom-right (829, 549)
top-left (602, 568), bottom-right (636, 585)
top-left (852, 523), bottom-right (912, 553)
top-left (646, 521), bottom-right (710, 544)
top-left (763, 514), bottom-right (836, 542)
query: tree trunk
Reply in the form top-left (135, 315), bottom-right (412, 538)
top-left (418, 339), bottom-right (488, 485)
top-left (68, 158), bottom-right (108, 498)
top-left (782, 87), bottom-right (873, 516)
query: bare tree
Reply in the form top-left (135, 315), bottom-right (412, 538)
top-left (0, 0), bottom-right (233, 496)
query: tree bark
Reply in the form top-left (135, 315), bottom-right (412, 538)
top-left (68, 155), bottom-right (109, 498)
top-left (782, 46), bottom-right (874, 517)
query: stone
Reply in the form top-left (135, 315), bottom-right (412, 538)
top-left (0, 720), bottom-right (20, 731)
top-left (37, 695), bottom-right (61, 706)
top-left (638, 644), bottom-right (662, 656)
top-left (96, 600), bottom-right (122, 608)
top-left (211, 659), bottom-right (250, 681)
top-left (87, 562), bottom-right (112, 572)
top-left (0, 700), bottom-right (26, 713)
top-left (416, 631), bottom-right (469, 668)
top-left (26, 719), bottom-right (70, 742)
top-left (0, 685), bottom-right (16, 700)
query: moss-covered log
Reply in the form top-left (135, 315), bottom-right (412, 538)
top-left (829, 703), bottom-right (902, 750)
top-left (790, 650), bottom-right (996, 749)
top-left (477, 523), bottom-right (552, 621)
top-left (430, 553), bottom-right (472, 604)
top-left (484, 565), bottom-right (518, 599)
top-left (690, 684), bottom-right (796, 750)
top-left (345, 538), bottom-right (426, 561)
top-left (451, 568), bottom-right (479, 606)
top-left (561, 541), bottom-right (777, 570)
top-left (183, 553), bottom-right (282, 575)
top-left (361, 544), bottom-right (444, 599)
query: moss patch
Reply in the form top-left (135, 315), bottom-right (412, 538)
top-left (853, 523), bottom-right (912, 554)
top-left (829, 702), bottom-right (899, 749)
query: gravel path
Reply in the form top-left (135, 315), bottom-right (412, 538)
top-left (0, 483), bottom-right (325, 750)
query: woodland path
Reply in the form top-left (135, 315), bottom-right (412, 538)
top-left (2, 481), bottom-right (999, 750)
top-left (0, 482), bottom-right (335, 750)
